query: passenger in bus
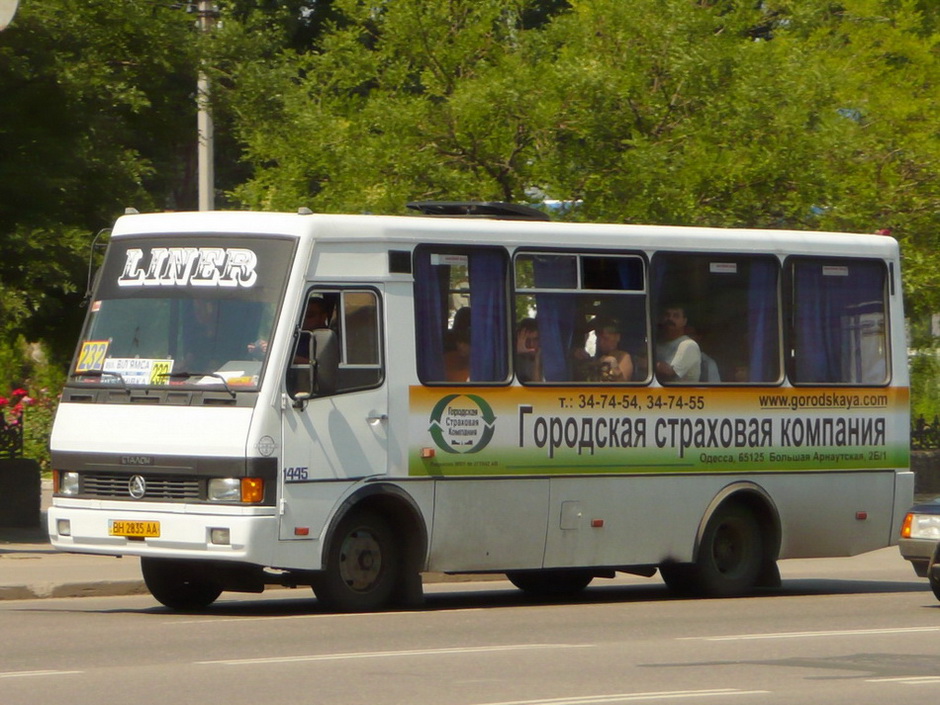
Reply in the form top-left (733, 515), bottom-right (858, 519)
top-left (515, 317), bottom-right (541, 382)
top-left (587, 317), bottom-right (634, 382)
top-left (654, 305), bottom-right (701, 382)
top-left (294, 296), bottom-right (331, 364)
top-left (569, 319), bottom-right (594, 381)
top-left (444, 306), bottom-right (472, 352)
top-left (443, 329), bottom-right (471, 382)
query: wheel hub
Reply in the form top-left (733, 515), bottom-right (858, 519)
top-left (338, 529), bottom-right (383, 592)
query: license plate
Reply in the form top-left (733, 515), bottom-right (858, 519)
top-left (108, 520), bottom-right (160, 538)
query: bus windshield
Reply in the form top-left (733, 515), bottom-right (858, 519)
top-left (71, 234), bottom-right (295, 390)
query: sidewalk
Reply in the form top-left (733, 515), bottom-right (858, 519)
top-left (0, 481), bottom-right (147, 600)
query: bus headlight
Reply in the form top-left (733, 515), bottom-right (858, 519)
top-left (57, 471), bottom-right (80, 496)
top-left (208, 478), bottom-right (264, 503)
top-left (208, 478), bottom-right (240, 502)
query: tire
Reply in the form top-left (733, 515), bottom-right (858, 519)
top-left (506, 569), bottom-right (593, 597)
top-left (312, 510), bottom-right (400, 612)
top-left (658, 562), bottom-right (697, 596)
top-left (929, 544), bottom-right (940, 602)
top-left (140, 557), bottom-right (223, 611)
top-left (930, 575), bottom-right (940, 602)
top-left (662, 503), bottom-right (763, 598)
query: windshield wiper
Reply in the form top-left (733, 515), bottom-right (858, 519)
top-left (72, 370), bottom-right (130, 391)
top-left (156, 371), bottom-right (237, 399)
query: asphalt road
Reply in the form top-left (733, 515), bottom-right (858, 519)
top-left (0, 549), bottom-right (937, 705)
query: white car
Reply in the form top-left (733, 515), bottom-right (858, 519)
top-left (899, 500), bottom-right (940, 593)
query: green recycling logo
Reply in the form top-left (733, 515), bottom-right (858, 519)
top-left (428, 394), bottom-right (496, 454)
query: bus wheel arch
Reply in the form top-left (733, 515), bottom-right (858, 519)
top-left (661, 482), bottom-right (781, 597)
top-left (314, 485), bottom-right (428, 611)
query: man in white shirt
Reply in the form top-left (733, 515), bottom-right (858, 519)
top-left (655, 305), bottom-right (701, 382)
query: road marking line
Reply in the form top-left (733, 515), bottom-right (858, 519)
top-left (0, 670), bottom-right (83, 680)
top-left (868, 676), bottom-right (940, 684)
top-left (475, 689), bottom-right (769, 705)
top-left (680, 626), bottom-right (940, 641)
top-left (198, 643), bottom-right (592, 666)
top-left (172, 607), bottom-right (490, 625)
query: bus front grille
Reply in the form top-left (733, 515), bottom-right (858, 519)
top-left (81, 474), bottom-right (201, 501)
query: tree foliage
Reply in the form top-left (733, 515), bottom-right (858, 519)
top-left (215, 0), bottom-right (940, 320)
top-left (0, 0), bottom-right (199, 358)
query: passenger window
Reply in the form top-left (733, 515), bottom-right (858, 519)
top-left (789, 258), bottom-right (888, 385)
top-left (414, 246), bottom-right (510, 384)
top-left (513, 252), bottom-right (647, 384)
top-left (650, 254), bottom-right (781, 385)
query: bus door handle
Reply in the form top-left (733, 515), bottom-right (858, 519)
top-left (367, 413), bottom-right (388, 427)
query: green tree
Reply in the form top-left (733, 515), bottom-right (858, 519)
top-left (0, 0), bottom-right (200, 361)
top-left (213, 0), bottom-right (569, 212)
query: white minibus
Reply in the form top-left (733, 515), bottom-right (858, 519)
top-left (48, 202), bottom-right (913, 610)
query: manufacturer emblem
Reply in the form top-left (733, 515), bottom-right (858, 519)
top-left (128, 475), bottom-right (147, 500)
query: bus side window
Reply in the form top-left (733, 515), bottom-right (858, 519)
top-left (650, 253), bottom-right (781, 385)
top-left (513, 252), bottom-right (647, 384)
top-left (789, 258), bottom-right (888, 385)
top-left (337, 290), bottom-right (383, 391)
top-left (414, 246), bottom-right (510, 384)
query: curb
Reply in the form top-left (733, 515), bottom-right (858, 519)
top-left (0, 572), bottom-right (503, 602)
top-left (0, 580), bottom-right (149, 601)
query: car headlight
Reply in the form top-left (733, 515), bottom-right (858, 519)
top-left (909, 513), bottom-right (940, 540)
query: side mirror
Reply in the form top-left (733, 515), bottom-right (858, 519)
top-left (289, 328), bottom-right (339, 409)
top-left (310, 328), bottom-right (338, 396)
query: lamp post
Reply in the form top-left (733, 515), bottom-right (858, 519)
top-left (196, 1), bottom-right (216, 211)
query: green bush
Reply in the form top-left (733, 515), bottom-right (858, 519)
top-left (910, 349), bottom-right (940, 424)
top-left (0, 335), bottom-right (65, 473)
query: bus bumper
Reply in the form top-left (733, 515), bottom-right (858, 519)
top-left (47, 503), bottom-right (280, 566)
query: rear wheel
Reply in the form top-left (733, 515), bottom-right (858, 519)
top-left (661, 503), bottom-right (763, 598)
top-left (506, 569), bottom-right (593, 597)
top-left (312, 510), bottom-right (400, 612)
top-left (140, 557), bottom-right (223, 611)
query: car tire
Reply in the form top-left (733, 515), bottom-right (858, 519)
top-left (929, 544), bottom-right (940, 602)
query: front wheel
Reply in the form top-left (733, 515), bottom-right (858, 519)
top-left (312, 510), bottom-right (400, 612)
top-left (506, 569), bottom-right (594, 597)
top-left (141, 557), bottom-right (223, 611)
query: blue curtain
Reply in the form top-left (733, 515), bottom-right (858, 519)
top-left (792, 260), bottom-right (884, 383)
top-left (747, 259), bottom-right (779, 382)
top-left (414, 252), bottom-right (446, 381)
top-left (534, 256), bottom-right (578, 381)
top-left (469, 250), bottom-right (508, 381)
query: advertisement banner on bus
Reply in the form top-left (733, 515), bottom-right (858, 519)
top-left (408, 386), bottom-right (910, 476)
